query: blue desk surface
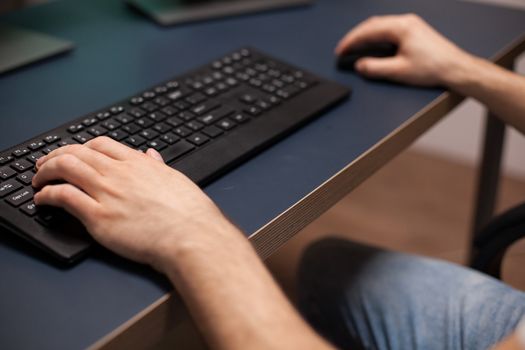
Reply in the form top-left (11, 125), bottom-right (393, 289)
top-left (1, 0), bottom-right (524, 348)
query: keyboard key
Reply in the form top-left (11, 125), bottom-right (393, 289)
top-left (186, 121), bottom-right (204, 131)
top-left (110, 105), bottom-right (125, 114)
top-left (187, 133), bottom-right (209, 146)
top-left (6, 188), bottom-right (33, 207)
top-left (245, 106), bottom-right (261, 116)
top-left (192, 102), bottom-right (219, 115)
top-left (12, 148), bottom-right (29, 158)
top-left (115, 114), bottom-right (134, 124)
top-left (148, 112), bottom-right (167, 122)
top-left (73, 132), bottom-right (93, 144)
top-left (58, 138), bottom-right (79, 147)
top-left (154, 86), bottom-right (168, 94)
top-left (108, 130), bottom-right (129, 141)
top-left (173, 126), bottom-right (192, 137)
top-left (198, 108), bottom-right (234, 125)
top-left (96, 111), bottom-right (111, 120)
top-left (204, 87), bottom-right (218, 96)
top-left (67, 124), bottom-right (85, 133)
top-left (217, 119), bottom-right (236, 131)
top-left (161, 106), bottom-right (178, 116)
top-left (28, 141), bottom-right (45, 151)
top-left (129, 108), bottom-right (146, 118)
top-left (159, 141), bottom-right (195, 163)
top-left (0, 179), bottom-right (23, 198)
top-left (154, 97), bottom-right (170, 108)
top-left (268, 96), bottom-right (281, 105)
top-left (232, 113), bottom-right (249, 124)
top-left (153, 123), bottom-right (171, 133)
top-left (256, 100), bottom-right (271, 110)
top-left (240, 94), bottom-right (256, 104)
top-left (130, 96), bottom-right (144, 105)
top-left (168, 89), bottom-right (190, 101)
top-left (142, 102), bottom-right (158, 112)
top-left (102, 119), bottom-right (121, 130)
top-left (215, 82), bottom-right (228, 91)
top-left (16, 171), bottom-right (34, 186)
top-left (43, 135), bottom-right (61, 144)
top-left (160, 133), bottom-right (180, 145)
top-left (186, 93), bottom-right (206, 105)
top-left (26, 152), bottom-right (44, 164)
top-left (142, 91), bottom-right (156, 100)
top-left (139, 129), bottom-right (159, 140)
top-left (166, 117), bottom-right (183, 127)
top-left (87, 126), bottom-right (107, 137)
top-left (126, 135), bottom-right (146, 147)
top-left (178, 111), bottom-right (195, 121)
top-left (35, 208), bottom-right (61, 227)
top-left (173, 101), bottom-right (190, 111)
top-left (121, 123), bottom-right (141, 135)
top-left (20, 201), bottom-right (38, 216)
top-left (147, 139), bottom-right (167, 151)
top-left (42, 145), bottom-right (59, 155)
top-left (166, 81), bottom-right (179, 89)
top-left (11, 160), bottom-right (32, 172)
top-left (283, 84), bottom-right (300, 96)
top-left (135, 118), bottom-right (154, 128)
top-left (202, 126), bottom-right (223, 138)
top-left (0, 155), bottom-right (13, 165)
top-left (0, 167), bottom-right (17, 180)
top-left (82, 117), bottom-right (98, 126)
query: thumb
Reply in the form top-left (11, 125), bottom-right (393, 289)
top-left (146, 148), bottom-right (165, 163)
top-left (355, 56), bottom-right (406, 80)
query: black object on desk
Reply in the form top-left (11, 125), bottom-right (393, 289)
top-left (0, 47), bottom-right (349, 264)
top-left (127, 0), bottom-right (313, 26)
top-left (337, 42), bottom-right (398, 71)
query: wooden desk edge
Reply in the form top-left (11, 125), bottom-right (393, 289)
top-left (88, 34), bottom-right (525, 350)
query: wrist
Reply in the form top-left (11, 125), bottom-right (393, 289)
top-left (441, 53), bottom-right (487, 94)
top-left (149, 218), bottom-right (245, 275)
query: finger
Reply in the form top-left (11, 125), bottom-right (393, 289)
top-left (36, 144), bottom-right (112, 172)
top-left (84, 136), bottom-right (138, 161)
top-left (146, 148), bottom-right (165, 163)
top-left (34, 183), bottom-right (100, 226)
top-left (33, 154), bottom-right (102, 195)
top-left (335, 16), bottom-right (404, 55)
top-left (355, 56), bottom-right (408, 80)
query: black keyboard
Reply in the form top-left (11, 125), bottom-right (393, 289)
top-left (0, 48), bottom-right (350, 264)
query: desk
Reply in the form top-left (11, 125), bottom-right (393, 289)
top-left (0, 0), bottom-right (524, 349)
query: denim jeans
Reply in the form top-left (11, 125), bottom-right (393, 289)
top-left (297, 238), bottom-right (525, 350)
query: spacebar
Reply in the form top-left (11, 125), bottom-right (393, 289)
top-left (160, 141), bottom-right (195, 163)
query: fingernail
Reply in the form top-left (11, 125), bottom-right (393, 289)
top-left (36, 156), bottom-right (46, 168)
top-left (146, 148), bottom-right (164, 162)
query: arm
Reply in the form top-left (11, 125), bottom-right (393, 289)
top-left (336, 14), bottom-right (525, 134)
top-left (338, 15), bottom-right (525, 350)
top-left (31, 138), bottom-right (334, 350)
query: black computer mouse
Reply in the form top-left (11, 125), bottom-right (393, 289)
top-left (336, 42), bottom-right (398, 71)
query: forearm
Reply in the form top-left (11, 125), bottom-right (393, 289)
top-left (155, 222), bottom-right (334, 350)
top-left (445, 54), bottom-right (525, 134)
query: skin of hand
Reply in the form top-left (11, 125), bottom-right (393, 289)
top-left (335, 14), bottom-right (476, 86)
top-left (32, 136), bottom-right (237, 270)
top-left (336, 13), bottom-right (525, 136)
top-left (32, 137), bottom-right (335, 350)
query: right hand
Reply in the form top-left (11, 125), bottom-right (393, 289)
top-left (32, 137), bottom-right (240, 271)
top-left (335, 14), bottom-right (475, 87)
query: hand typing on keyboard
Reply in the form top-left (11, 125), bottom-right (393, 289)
top-left (32, 136), bottom-right (239, 268)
